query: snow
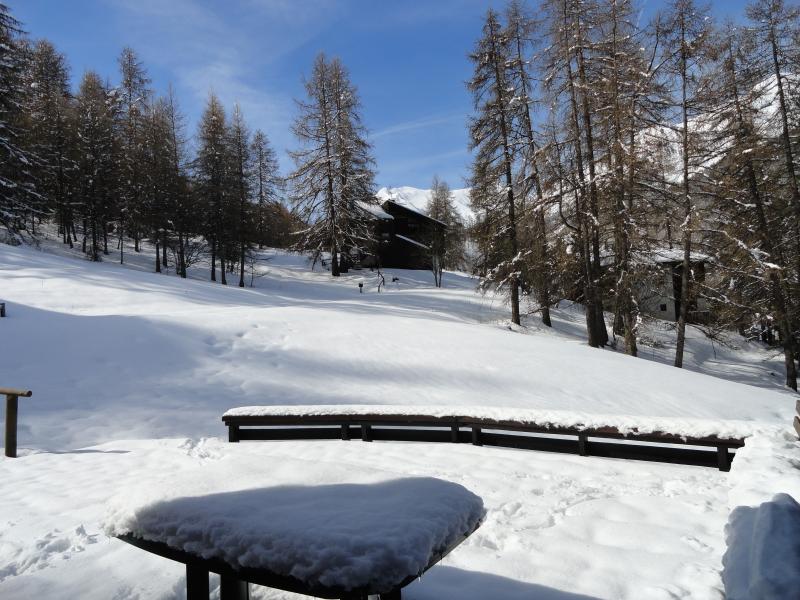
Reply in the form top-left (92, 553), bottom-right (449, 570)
top-left (224, 404), bottom-right (771, 440)
top-left (377, 185), bottom-right (474, 223)
top-left (645, 248), bottom-right (710, 264)
top-left (104, 475), bottom-right (484, 593)
top-left (395, 233), bottom-right (430, 251)
top-left (722, 493), bottom-right (800, 600)
top-left (0, 235), bottom-right (798, 599)
top-left (357, 200), bottom-right (394, 220)
top-left (0, 243), bottom-right (793, 451)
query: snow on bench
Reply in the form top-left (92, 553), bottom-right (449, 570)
top-left (222, 405), bottom-right (751, 471)
top-left (722, 493), bottom-right (800, 600)
top-left (105, 477), bottom-right (484, 600)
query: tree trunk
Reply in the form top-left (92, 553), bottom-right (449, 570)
top-left (239, 242), bottom-right (245, 288)
top-left (220, 245), bottom-right (227, 285)
top-left (178, 231), bottom-right (186, 278)
top-left (488, 16), bottom-right (519, 325)
top-left (211, 237), bottom-right (217, 282)
top-left (729, 43), bottom-right (796, 389)
top-left (575, 28), bottom-right (608, 347)
top-left (510, 24), bottom-right (552, 327)
top-left (155, 237), bottom-right (161, 273)
top-left (675, 25), bottom-right (692, 369)
top-left (562, 9), bottom-right (599, 347)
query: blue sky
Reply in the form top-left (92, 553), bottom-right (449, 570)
top-left (11, 0), bottom-right (750, 190)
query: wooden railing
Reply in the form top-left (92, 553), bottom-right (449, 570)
top-left (222, 412), bottom-right (745, 472)
top-left (2, 387), bottom-right (32, 458)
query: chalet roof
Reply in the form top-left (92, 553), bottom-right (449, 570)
top-left (357, 201), bottom-right (394, 220)
top-left (381, 200), bottom-right (447, 228)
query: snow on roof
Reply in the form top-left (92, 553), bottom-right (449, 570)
top-left (383, 200), bottom-right (447, 227)
top-left (376, 186), bottom-right (473, 223)
top-left (647, 248), bottom-right (710, 264)
top-left (357, 201), bottom-right (393, 220)
top-left (395, 234), bottom-right (430, 251)
top-left (104, 477), bottom-right (484, 593)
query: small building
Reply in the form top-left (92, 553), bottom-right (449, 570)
top-left (359, 199), bottom-right (446, 270)
top-left (638, 249), bottom-right (710, 323)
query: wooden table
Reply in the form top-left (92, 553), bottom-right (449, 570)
top-left (114, 478), bottom-right (484, 600)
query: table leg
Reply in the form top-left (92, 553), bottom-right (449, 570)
top-left (186, 563), bottom-right (209, 600)
top-left (220, 573), bottom-right (249, 600)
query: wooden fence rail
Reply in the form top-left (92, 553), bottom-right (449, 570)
top-left (2, 387), bottom-right (32, 458)
top-left (222, 412), bottom-right (745, 471)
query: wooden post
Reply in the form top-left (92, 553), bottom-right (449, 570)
top-left (0, 303), bottom-right (5, 317)
top-left (228, 424), bottom-right (240, 443)
top-left (219, 574), bottom-right (249, 600)
top-left (341, 424), bottom-right (350, 441)
top-left (361, 424), bottom-right (372, 442)
top-left (2, 388), bottom-right (32, 458)
top-left (577, 432), bottom-right (588, 457)
top-left (717, 446), bottom-right (731, 472)
top-left (185, 564), bottom-right (209, 600)
top-left (471, 426), bottom-right (482, 446)
top-left (450, 425), bottom-right (460, 443)
top-left (5, 394), bottom-right (17, 458)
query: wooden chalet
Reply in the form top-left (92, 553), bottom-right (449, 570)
top-left (359, 199), bottom-right (446, 270)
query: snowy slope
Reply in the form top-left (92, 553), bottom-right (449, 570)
top-left (0, 243), bottom-right (794, 450)
top-left (0, 241), bottom-right (798, 600)
top-left (377, 186), bottom-right (474, 223)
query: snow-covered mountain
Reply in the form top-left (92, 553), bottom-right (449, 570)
top-left (376, 186), bottom-right (474, 223)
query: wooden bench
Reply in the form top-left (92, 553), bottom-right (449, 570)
top-left (222, 410), bottom-right (745, 471)
top-left (113, 478), bottom-right (484, 600)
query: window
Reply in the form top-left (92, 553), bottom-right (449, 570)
top-left (660, 303), bottom-right (667, 312)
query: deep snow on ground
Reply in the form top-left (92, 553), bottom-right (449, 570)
top-left (0, 236), bottom-right (798, 599)
top-left (0, 240), bottom-right (794, 449)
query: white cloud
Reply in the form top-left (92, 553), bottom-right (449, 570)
top-left (372, 113), bottom-right (463, 140)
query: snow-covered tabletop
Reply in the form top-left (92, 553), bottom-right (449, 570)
top-left (105, 477), bottom-right (484, 595)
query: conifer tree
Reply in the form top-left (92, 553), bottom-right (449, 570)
top-left (505, 0), bottom-right (553, 327)
top-left (250, 129), bottom-right (282, 249)
top-left (427, 176), bottom-right (465, 287)
top-left (195, 93), bottom-right (231, 283)
top-left (228, 103), bottom-right (253, 288)
top-left (117, 47), bottom-right (151, 258)
top-left (74, 71), bottom-right (119, 261)
top-left (468, 9), bottom-right (523, 325)
top-left (0, 4), bottom-right (39, 238)
top-left (24, 39), bottom-right (76, 245)
top-left (541, 0), bottom-right (608, 346)
top-left (703, 23), bottom-right (799, 389)
top-left (289, 53), bottom-right (377, 275)
top-left (661, 0), bottom-right (713, 368)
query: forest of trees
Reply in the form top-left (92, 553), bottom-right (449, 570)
top-left (467, 0), bottom-right (800, 389)
top-left (0, 3), bottom-right (293, 288)
top-left (3, 0), bottom-right (800, 390)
